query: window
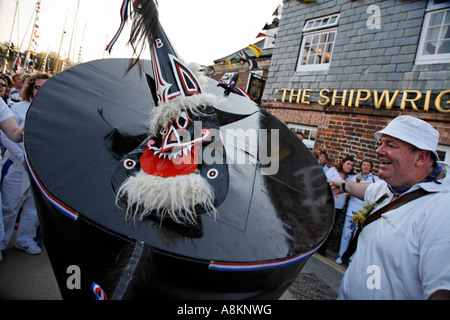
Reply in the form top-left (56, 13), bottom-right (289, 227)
top-left (303, 14), bottom-right (339, 32)
top-left (437, 144), bottom-right (450, 165)
top-left (296, 14), bottom-right (339, 72)
top-left (416, 1), bottom-right (450, 64)
top-left (287, 123), bottom-right (317, 149)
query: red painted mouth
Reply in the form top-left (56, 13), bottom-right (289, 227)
top-left (140, 145), bottom-right (200, 177)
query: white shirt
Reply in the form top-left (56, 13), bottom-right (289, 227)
top-left (326, 167), bottom-right (349, 209)
top-left (1, 101), bottom-right (30, 163)
top-left (345, 173), bottom-right (380, 217)
top-left (338, 162), bottom-right (450, 299)
top-left (0, 98), bottom-right (13, 122)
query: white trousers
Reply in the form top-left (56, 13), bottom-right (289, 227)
top-left (0, 159), bottom-right (39, 250)
top-left (338, 215), bottom-right (357, 258)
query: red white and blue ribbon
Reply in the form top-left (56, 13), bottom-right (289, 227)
top-left (235, 87), bottom-right (250, 99)
top-left (91, 282), bottom-right (107, 300)
top-left (106, 0), bottom-right (137, 53)
top-left (25, 153), bottom-right (79, 221)
top-left (208, 242), bottom-right (323, 271)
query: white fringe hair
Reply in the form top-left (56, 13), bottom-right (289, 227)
top-left (116, 170), bottom-right (218, 225)
top-left (149, 93), bottom-right (221, 134)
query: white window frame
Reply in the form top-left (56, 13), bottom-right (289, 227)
top-left (437, 144), bottom-right (450, 165)
top-left (287, 123), bottom-right (317, 149)
top-left (427, 0), bottom-right (450, 11)
top-left (303, 14), bottom-right (340, 32)
top-left (296, 14), bottom-right (339, 72)
top-left (415, 1), bottom-right (450, 65)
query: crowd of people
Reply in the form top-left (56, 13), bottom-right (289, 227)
top-left (312, 150), bottom-right (380, 264)
top-left (0, 71), bottom-right (50, 262)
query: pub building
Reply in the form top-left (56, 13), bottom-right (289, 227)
top-left (260, 0), bottom-right (450, 165)
top-left (210, 0), bottom-right (450, 256)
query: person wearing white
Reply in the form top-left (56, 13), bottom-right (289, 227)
top-left (0, 73), bottom-right (49, 259)
top-left (0, 99), bottom-right (15, 130)
top-left (319, 156), bottom-right (354, 256)
top-left (1, 101), bottom-right (39, 254)
top-left (336, 160), bottom-right (379, 264)
top-left (318, 151), bottom-right (330, 173)
top-left (330, 116), bottom-right (450, 300)
top-left (0, 98), bottom-right (24, 262)
top-left (325, 156), bottom-right (354, 211)
top-left (10, 73), bottom-right (24, 103)
top-left (0, 79), bottom-right (23, 142)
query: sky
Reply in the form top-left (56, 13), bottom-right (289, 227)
top-left (0, 0), bottom-right (282, 66)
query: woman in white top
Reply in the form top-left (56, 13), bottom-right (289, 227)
top-left (336, 159), bottom-right (379, 264)
top-left (319, 155), bottom-right (355, 256)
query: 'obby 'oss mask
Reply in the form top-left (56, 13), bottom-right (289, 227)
top-left (113, 96), bottom-right (229, 226)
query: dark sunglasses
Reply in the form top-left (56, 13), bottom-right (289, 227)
top-left (33, 85), bottom-right (41, 90)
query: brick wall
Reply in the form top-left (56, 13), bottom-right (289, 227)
top-left (264, 99), bottom-right (450, 169)
top-left (211, 58), bottom-right (272, 90)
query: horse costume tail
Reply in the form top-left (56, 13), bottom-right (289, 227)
top-left (108, 0), bottom-right (203, 105)
top-left (106, 0), bottom-right (158, 59)
top-left (127, 0), bottom-right (159, 72)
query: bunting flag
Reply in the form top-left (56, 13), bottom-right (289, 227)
top-left (41, 52), bottom-right (48, 72)
top-left (14, 56), bottom-right (22, 72)
top-left (256, 32), bottom-right (266, 38)
top-left (28, 0), bottom-right (41, 63)
top-left (248, 44), bottom-right (262, 58)
top-left (225, 57), bottom-right (239, 69)
top-left (238, 50), bottom-right (258, 70)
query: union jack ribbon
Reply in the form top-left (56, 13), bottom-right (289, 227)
top-left (235, 87), bottom-right (250, 98)
top-left (91, 282), bottom-right (107, 300)
top-left (209, 240), bottom-right (325, 271)
top-left (106, 0), bottom-right (138, 53)
top-left (24, 153), bottom-right (79, 221)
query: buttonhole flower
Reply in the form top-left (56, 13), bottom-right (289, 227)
top-left (352, 193), bottom-right (389, 228)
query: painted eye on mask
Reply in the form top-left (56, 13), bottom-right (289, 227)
top-left (123, 159), bottom-right (136, 170)
top-left (175, 111), bottom-right (189, 129)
